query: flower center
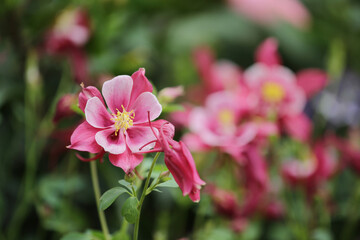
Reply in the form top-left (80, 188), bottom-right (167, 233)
top-left (110, 105), bottom-right (135, 136)
top-left (218, 109), bottom-right (235, 126)
top-left (261, 82), bottom-right (285, 103)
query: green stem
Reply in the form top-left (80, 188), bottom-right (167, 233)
top-left (90, 161), bottom-right (111, 240)
top-left (341, 178), bottom-right (360, 240)
top-left (133, 152), bottom-right (161, 240)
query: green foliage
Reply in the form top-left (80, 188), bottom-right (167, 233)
top-left (99, 187), bottom-right (129, 211)
top-left (121, 197), bottom-right (139, 224)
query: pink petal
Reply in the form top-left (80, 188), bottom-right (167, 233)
top-left (85, 97), bottom-right (113, 128)
top-left (296, 69), bottom-right (328, 98)
top-left (68, 121), bottom-right (102, 153)
top-left (102, 75), bottom-right (133, 113)
top-left (129, 68), bottom-right (153, 106)
top-left (78, 86), bottom-right (104, 112)
top-left (129, 92), bottom-right (162, 123)
top-left (109, 147), bottom-right (144, 174)
top-left (283, 113), bottom-right (312, 142)
top-left (255, 38), bottom-right (281, 66)
top-left (125, 126), bottom-right (158, 153)
top-left (95, 128), bottom-right (126, 154)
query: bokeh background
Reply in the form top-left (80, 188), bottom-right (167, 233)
top-left (2, 0), bottom-right (360, 239)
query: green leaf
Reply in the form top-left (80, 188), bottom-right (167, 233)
top-left (156, 179), bottom-right (178, 188)
top-left (118, 180), bottom-right (132, 192)
top-left (121, 197), bottom-right (139, 224)
top-left (99, 187), bottom-right (128, 211)
top-left (60, 232), bottom-right (88, 240)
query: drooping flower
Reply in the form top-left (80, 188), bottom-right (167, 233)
top-left (143, 119), bottom-right (205, 202)
top-left (68, 68), bottom-right (162, 173)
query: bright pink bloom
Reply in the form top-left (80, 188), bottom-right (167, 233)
top-left (68, 68), bottom-right (162, 173)
top-left (227, 0), bottom-right (310, 29)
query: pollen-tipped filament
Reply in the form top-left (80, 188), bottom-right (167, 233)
top-left (111, 105), bottom-right (135, 136)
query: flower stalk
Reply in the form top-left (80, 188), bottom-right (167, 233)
top-left (90, 160), bottom-right (110, 240)
top-left (133, 152), bottom-right (161, 240)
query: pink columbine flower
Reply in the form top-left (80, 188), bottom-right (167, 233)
top-left (68, 68), bottom-right (162, 173)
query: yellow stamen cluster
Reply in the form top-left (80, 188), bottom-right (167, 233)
top-left (110, 105), bottom-right (135, 136)
top-left (261, 82), bottom-right (285, 103)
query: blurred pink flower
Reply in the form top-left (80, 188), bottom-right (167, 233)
top-left (227, 0), bottom-right (310, 29)
top-left (158, 86), bottom-right (184, 102)
top-left (53, 94), bottom-right (77, 123)
top-left (44, 8), bottom-right (91, 84)
top-left (44, 8), bottom-right (90, 53)
top-left (68, 69), bottom-right (162, 173)
top-left (282, 141), bottom-right (338, 194)
top-left (329, 132), bottom-right (360, 174)
top-left (206, 184), bottom-right (239, 218)
top-left (189, 91), bottom-right (257, 149)
top-left (193, 47), bottom-right (243, 98)
top-left (244, 63), bottom-right (306, 117)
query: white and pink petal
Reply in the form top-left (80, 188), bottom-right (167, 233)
top-left (85, 97), bottom-right (113, 128)
top-left (95, 128), bottom-right (126, 154)
top-left (129, 92), bottom-right (162, 124)
top-left (102, 75), bottom-right (133, 113)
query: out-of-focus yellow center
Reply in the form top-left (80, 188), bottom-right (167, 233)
top-left (110, 105), bottom-right (135, 136)
top-left (55, 9), bottom-right (77, 33)
top-left (218, 109), bottom-right (234, 126)
top-left (261, 82), bottom-right (285, 103)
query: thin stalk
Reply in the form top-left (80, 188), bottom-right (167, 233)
top-left (90, 160), bottom-right (110, 240)
top-left (133, 152), bottom-right (161, 240)
top-left (341, 178), bottom-right (360, 240)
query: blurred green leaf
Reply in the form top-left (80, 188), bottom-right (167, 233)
top-left (312, 229), bottom-right (333, 240)
top-left (100, 187), bottom-right (128, 211)
top-left (61, 232), bottom-right (88, 240)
